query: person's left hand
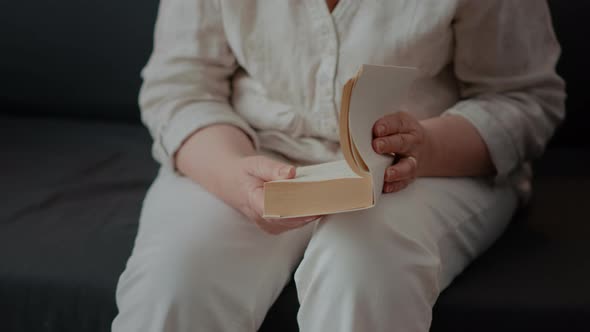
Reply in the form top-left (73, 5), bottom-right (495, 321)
top-left (372, 111), bottom-right (433, 194)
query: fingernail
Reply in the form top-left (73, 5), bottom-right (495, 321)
top-left (376, 140), bottom-right (385, 152)
top-left (376, 124), bottom-right (386, 136)
top-left (384, 183), bottom-right (392, 193)
top-left (279, 166), bottom-right (293, 178)
top-left (387, 168), bottom-right (396, 179)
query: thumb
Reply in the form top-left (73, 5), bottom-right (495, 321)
top-left (247, 157), bottom-right (296, 182)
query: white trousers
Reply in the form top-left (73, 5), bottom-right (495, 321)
top-left (112, 167), bottom-right (517, 332)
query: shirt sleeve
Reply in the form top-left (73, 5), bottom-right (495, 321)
top-left (444, 0), bottom-right (566, 182)
top-left (139, 0), bottom-right (259, 169)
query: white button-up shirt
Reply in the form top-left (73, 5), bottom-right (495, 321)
top-left (139, 0), bottom-right (565, 194)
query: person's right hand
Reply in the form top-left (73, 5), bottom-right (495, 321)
top-left (229, 155), bottom-right (320, 234)
top-left (175, 125), bottom-right (319, 234)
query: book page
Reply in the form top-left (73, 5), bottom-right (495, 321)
top-left (270, 160), bottom-right (362, 183)
top-left (348, 65), bottom-right (419, 201)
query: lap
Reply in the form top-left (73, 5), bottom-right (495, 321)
top-left (305, 176), bottom-right (518, 289)
top-left (132, 168), bottom-right (516, 290)
top-left (121, 168), bottom-right (516, 329)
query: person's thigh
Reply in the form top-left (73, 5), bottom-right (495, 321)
top-left (315, 176), bottom-right (517, 289)
top-left (295, 177), bottom-right (517, 332)
top-left (112, 167), bottom-right (313, 332)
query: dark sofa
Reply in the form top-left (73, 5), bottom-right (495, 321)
top-left (1, 1), bottom-right (588, 331)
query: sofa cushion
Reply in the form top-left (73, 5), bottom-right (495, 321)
top-left (0, 115), bottom-right (157, 332)
top-left (0, 1), bottom-right (159, 121)
top-left (547, 0), bottom-right (590, 148)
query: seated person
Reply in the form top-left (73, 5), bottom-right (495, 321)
top-left (112, 1), bottom-right (565, 331)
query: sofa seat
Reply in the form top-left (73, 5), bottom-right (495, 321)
top-left (0, 115), bottom-right (157, 332)
top-left (1, 114), bottom-right (588, 332)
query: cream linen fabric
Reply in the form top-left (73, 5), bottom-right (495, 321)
top-left (139, 0), bottom-right (565, 190)
top-left (113, 167), bottom-right (517, 332)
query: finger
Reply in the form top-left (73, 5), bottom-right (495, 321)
top-left (257, 216), bottom-right (319, 235)
top-left (373, 111), bottom-right (415, 137)
top-left (373, 133), bottom-right (418, 154)
top-left (384, 156), bottom-right (418, 182)
top-left (269, 215), bottom-right (320, 226)
top-left (254, 218), bottom-right (287, 235)
top-left (382, 179), bottom-right (411, 194)
top-left (251, 187), bottom-right (266, 217)
top-left (267, 216), bottom-right (320, 230)
top-left (246, 157), bottom-right (295, 181)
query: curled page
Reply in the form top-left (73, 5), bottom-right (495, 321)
top-left (347, 65), bottom-right (419, 201)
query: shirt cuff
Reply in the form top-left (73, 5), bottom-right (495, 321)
top-left (157, 101), bottom-right (259, 170)
top-left (443, 100), bottom-right (521, 183)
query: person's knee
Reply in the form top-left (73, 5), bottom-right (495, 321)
top-left (296, 211), bottom-right (442, 307)
top-left (116, 247), bottom-right (205, 311)
top-left (114, 242), bottom-right (253, 331)
top-left (294, 216), bottom-right (441, 332)
top-left (113, 250), bottom-right (188, 331)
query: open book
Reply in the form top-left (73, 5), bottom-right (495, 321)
top-left (263, 65), bottom-right (419, 218)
